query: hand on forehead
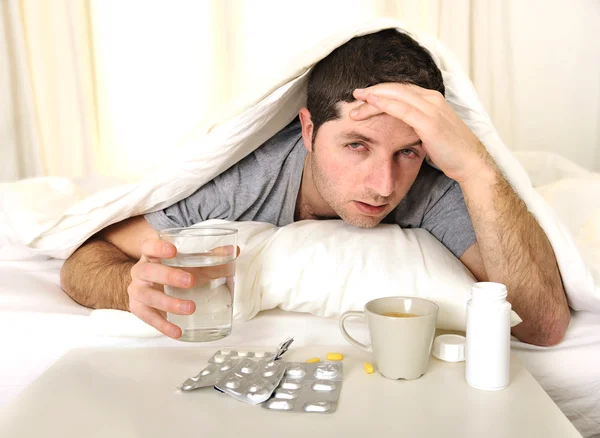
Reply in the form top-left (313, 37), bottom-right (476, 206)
top-left (349, 82), bottom-right (438, 122)
top-left (335, 99), bottom-right (417, 141)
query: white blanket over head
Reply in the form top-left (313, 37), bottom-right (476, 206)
top-left (1, 19), bottom-right (598, 328)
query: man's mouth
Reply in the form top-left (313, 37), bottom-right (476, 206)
top-left (354, 201), bottom-right (387, 216)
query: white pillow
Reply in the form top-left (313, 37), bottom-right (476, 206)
top-left (255, 220), bottom-right (477, 331)
top-left (198, 220), bottom-right (519, 331)
top-left (89, 219), bottom-right (521, 337)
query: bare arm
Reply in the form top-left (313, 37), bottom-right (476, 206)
top-left (60, 239), bottom-right (135, 310)
top-left (459, 167), bottom-right (570, 346)
top-left (60, 216), bottom-right (157, 310)
top-left (60, 216), bottom-right (196, 338)
top-left (351, 83), bottom-right (570, 346)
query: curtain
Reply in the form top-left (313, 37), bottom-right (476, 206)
top-left (1, 0), bottom-right (598, 183)
top-left (0, 0), bottom-right (98, 182)
top-left (89, 0), bottom-right (215, 180)
top-left (0, 0), bottom-right (43, 181)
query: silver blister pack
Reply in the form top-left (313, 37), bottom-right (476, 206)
top-left (180, 338), bottom-right (294, 392)
top-left (262, 361), bottom-right (343, 414)
top-left (214, 357), bottom-right (287, 404)
top-left (180, 356), bottom-right (243, 391)
top-left (208, 349), bottom-right (276, 364)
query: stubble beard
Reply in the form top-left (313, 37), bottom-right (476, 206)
top-left (310, 154), bottom-right (383, 229)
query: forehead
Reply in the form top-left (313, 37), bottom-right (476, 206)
top-left (322, 101), bottom-right (418, 142)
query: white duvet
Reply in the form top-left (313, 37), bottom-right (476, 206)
top-left (1, 19), bottom-right (599, 329)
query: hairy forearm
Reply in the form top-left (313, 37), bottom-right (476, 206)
top-left (60, 239), bottom-right (134, 311)
top-left (461, 166), bottom-right (570, 346)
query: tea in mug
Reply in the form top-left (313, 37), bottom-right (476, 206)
top-left (382, 311), bottom-right (418, 318)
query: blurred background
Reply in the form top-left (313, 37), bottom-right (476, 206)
top-left (1, 0), bottom-right (599, 183)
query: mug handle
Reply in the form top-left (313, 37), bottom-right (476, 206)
top-left (339, 311), bottom-right (372, 353)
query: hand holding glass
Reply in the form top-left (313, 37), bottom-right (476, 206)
top-left (159, 227), bottom-right (238, 342)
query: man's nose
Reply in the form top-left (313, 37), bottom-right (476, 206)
top-left (366, 160), bottom-right (395, 198)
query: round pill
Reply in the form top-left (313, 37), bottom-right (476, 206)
top-left (213, 355), bottom-right (226, 364)
top-left (281, 379), bottom-right (303, 390)
top-left (254, 351), bottom-right (266, 358)
top-left (248, 382), bottom-right (264, 393)
top-left (224, 377), bottom-right (241, 389)
top-left (312, 380), bottom-right (336, 391)
top-left (314, 364), bottom-right (339, 379)
top-left (286, 366), bottom-right (306, 378)
top-left (364, 362), bottom-right (375, 374)
top-left (326, 352), bottom-right (344, 361)
top-left (241, 365), bottom-right (255, 374)
top-left (265, 399), bottom-right (293, 411)
top-left (196, 363), bottom-right (217, 380)
top-left (220, 349), bottom-right (232, 355)
top-left (305, 357), bottom-right (320, 363)
top-left (304, 401), bottom-right (332, 413)
top-left (248, 390), bottom-right (270, 403)
top-left (237, 351), bottom-right (248, 357)
top-left (274, 388), bottom-right (299, 399)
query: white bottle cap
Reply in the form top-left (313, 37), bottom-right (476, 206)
top-left (432, 334), bottom-right (466, 362)
top-left (471, 282), bottom-right (507, 304)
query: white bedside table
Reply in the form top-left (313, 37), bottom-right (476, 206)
top-left (0, 345), bottom-right (582, 437)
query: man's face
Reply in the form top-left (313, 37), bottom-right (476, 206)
top-left (300, 101), bottom-right (426, 228)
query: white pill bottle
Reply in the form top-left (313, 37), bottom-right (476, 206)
top-left (465, 282), bottom-right (511, 390)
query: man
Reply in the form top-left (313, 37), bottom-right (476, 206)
top-left (61, 29), bottom-right (570, 346)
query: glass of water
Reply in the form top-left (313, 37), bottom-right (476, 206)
top-left (158, 227), bottom-right (238, 342)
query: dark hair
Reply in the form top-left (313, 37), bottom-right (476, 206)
top-left (306, 29), bottom-right (445, 142)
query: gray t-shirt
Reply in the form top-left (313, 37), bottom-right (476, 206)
top-left (145, 119), bottom-right (476, 258)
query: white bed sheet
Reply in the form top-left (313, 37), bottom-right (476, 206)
top-left (1, 259), bottom-right (599, 437)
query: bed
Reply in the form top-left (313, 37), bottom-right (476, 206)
top-left (1, 19), bottom-right (599, 437)
top-left (0, 252), bottom-right (599, 437)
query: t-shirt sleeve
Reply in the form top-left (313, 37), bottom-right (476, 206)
top-left (144, 181), bottom-right (230, 231)
top-left (421, 181), bottom-right (476, 258)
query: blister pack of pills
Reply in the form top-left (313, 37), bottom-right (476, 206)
top-left (208, 349), bottom-right (276, 363)
top-left (180, 338), bottom-right (293, 392)
top-left (262, 361), bottom-right (343, 413)
top-left (181, 356), bottom-right (247, 391)
top-left (214, 357), bottom-right (287, 404)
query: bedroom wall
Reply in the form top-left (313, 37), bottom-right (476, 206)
top-left (508, 0), bottom-right (600, 171)
top-left (1, 0), bottom-right (598, 182)
top-left (92, 0), bottom-right (600, 176)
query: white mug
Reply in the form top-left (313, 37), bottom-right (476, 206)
top-left (339, 296), bottom-right (439, 380)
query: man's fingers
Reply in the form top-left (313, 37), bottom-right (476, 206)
top-left (140, 240), bottom-right (239, 263)
top-left (141, 239), bottom-right (177, 259)
top-left (130, 301), bottom-right (183, 339)
top-left (354, 82), bottom-right (436, 99)
top-left (209, 245), bottom-right (240, 258)
top-left (349, 102), bottom-right (384, 121)
top-left (129, 283), bottom-right (195, 315)
top-left (192, 263), bottom-right (236, 284)
top-left (363, 93), bottom-right (431, 133)
top-left (353, 84), bottom-right (439, 116)
top-left (133, 262), bottom-right (195, 288)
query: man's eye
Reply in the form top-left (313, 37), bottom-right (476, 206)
top-left (399, 149), bottom-right (417, 157)
top-left (347, 143), bottom-right (366, 152)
